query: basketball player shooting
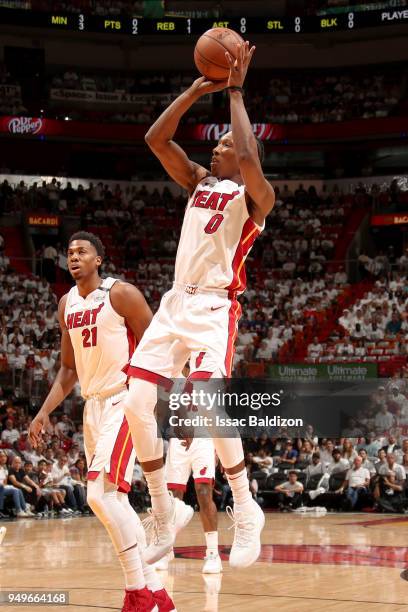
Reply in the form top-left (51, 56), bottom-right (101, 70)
top-left (123, 41), bottom-right (275, 569)
top-left (28, 232), bottom-right (177, 612)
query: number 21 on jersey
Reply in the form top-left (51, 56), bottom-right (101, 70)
top-left (82, 326), bottom-right (97, 347)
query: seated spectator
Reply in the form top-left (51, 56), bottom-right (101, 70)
top-left (252, 449), bottom-right (273, 475)
top-left (381, 435), bottom-right (401, 455)
top-left (358, 448), bottom-right (376, 477)
top-left (51, 452), bottom-right (79, 512)
top-left (1, 418), bottom-right (19, 447)
top-left (304, 452), bottom-right (326, 487)
top-left (374, 453), bottom-right (406, 512)
top-left (276, 440), bottom-right (298, 465)
top-left (0, 450), bottom-right (31, 517)
top-left (308, 336), bottom-right (323, 360)
top-left (342, 440), bottom-right (358, 464)
top-left (337, 456), bottom-right (371, 510)
top-left (37, 460), bottom-right (69, 515)
top-left (327, 448), bottom-right (350, 474)
top-left (385, 313), bottom-right (402, 336)
top-left (374, 405), bottom-right (394, 432)
top-left (275, 470), bottom-right (304, 511)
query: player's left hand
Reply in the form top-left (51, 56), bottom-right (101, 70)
top-left (225, 41), bottom-right (255, 88)
top-left (190, 76), bottom-right (228, 98)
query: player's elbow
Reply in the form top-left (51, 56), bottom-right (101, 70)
top-left (144, 130), bottom-right (155, 149)
top-left (145, 130), bottom-right (167, 153)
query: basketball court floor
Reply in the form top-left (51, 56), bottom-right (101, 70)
top-left (1, 512), bottom-right (408, 611)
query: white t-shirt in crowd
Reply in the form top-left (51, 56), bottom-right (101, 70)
top-left (346, 467), bottom-right (370, 488)
top-left (279, 481), bottom-right (304, 496)
top-left (1, 428), bottom-right (20, 445)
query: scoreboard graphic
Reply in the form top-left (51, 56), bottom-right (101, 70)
top-left (0, 8), bottom-right (408, 36)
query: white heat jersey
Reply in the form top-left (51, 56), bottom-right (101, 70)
top-left (174, 176), bottom-right (263, 294)
top-left (64, 277), bottom-right (135, 399)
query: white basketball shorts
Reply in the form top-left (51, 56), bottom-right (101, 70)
top-left (165, 437), bottom-right (216, 491)
top-left (126, 285), bottom-right (241, 389)
top-left (85, 389), bottom-right (136, 493)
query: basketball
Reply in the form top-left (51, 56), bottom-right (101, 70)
top-left (194, 27), bottom-right (245, 81)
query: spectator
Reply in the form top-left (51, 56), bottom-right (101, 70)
top-left (275, 470), bottom-right (304, 511)
top-left (51, 453), bottom-right (79, 513)
top-left (337, 456), bottom-right (370, 510)
top-left (381, 435), bottom-right (401, 455)
top-left (0, 450), bottom-right (31, 517)
top-left (327, 448), bottom-right (350, 474)
top-left (374, 453), bottom-right (406, 512)
top-left (1, 418), bottom-right (20, 447)
top-left (375, 405), bottom-right (394, 432)
top-left (276, 440), bottom-right (298, 465)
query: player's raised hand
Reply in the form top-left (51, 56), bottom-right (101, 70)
top-left (28, 411), bottom-right (49, 448)
top-left (225, 41), bottom-right (255, 88)
top-left (190, 76), bottom-right (228, 97)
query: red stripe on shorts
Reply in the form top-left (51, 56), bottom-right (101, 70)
top-left (127, 366), bottom-right (173, 391)
top-left (167, 483), bottom-right (187, 492)
top-left (194, 478), bottom-right (214, 485)
top-left (108, 416), bottom-right (130, 489)
top-left (224, 299), bottom-right (242, 378)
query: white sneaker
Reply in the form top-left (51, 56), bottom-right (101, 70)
top-left (143, 495), bottom-right (194, 564)
top-left (173, 498), bottom-right (194, 534)
top-left (154, 549), bottom-right (174, 571)
top-left (227, 500), bottom-right (265, 568)
top-left (0, 526), bottom-right (6, 545)
top-left (60, 508), bottom-right (71, 515)
top-left (16, 511), bottom-right (28, 518)
top-left (202, 552), bottom-right (222, 574)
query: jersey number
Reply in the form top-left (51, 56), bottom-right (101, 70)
top-left (82, 327), bottom-right (97, 348)
top-left (204, 213), bottom-right (224, 234)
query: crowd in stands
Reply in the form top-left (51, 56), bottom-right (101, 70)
top-left (2, 176), bottom-right (407, 367)
top-left (0, 262), bottom-right (62, 397)
top-left (3, 378), bottom-right (408, 518)
top-left (45, 65), bottom-right (404, 126)
top-left (0, 399), bottom-right (148, 518)
top-left (1, 172), bottom-right (408, 517)
top-left (242, 377), bottom-right (408, 513)
top-left (0, 61), bottom-right (404, 127)
top-left (303, 272), bottom-right (408, 364)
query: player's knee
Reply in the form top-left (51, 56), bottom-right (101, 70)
top-left (195, 483), bottom-right (213, 507)
top-left (124, 378), bottom-right (157, 419)
top-left (86, 485), bottom-right (102, 513)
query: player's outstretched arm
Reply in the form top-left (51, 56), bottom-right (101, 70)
top-left (226, 42), bottom-right (275, 225)
top-left (144, 77), bottom-right (227, 193)
top-left (29, 295), bottom-right (78, 448)
top-left (110, 281), bottom-right (153, 342)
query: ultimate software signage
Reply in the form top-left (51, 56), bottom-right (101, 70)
top-left (268, 363), bottom-right (378, 381)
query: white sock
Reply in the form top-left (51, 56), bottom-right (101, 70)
top-left (145, 467), bottom-right (171, 515)
top-left (205, 531), bottom-right (218, 556)
top-left (141, 557), bottom-right (163, 593)
top-left (227, 468), bottom-right (253, 510)
top-left (118, 546), bottom-right (146, 591)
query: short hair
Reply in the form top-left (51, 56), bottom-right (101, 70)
top-left (288, 470), bottom-right (297, 476)
top-left (312, 452), bottom-right (320, 460)
top-left (24, 461), bottom-right (33, 466)
top-left (255, 137), bottom-right (265, 165)
top-left (69, 231), bottom-right (105, 258)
